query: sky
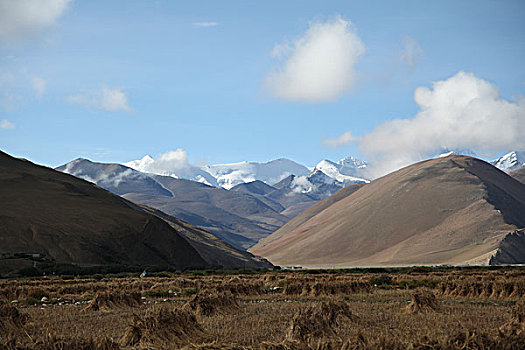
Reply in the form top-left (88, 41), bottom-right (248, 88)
top-left (1, 0), bottom-right (524, 176)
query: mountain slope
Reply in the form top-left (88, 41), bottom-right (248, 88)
top-left (134, 205), bottom-right (272, 269)
top-left (56, 158), bottom-right (173, 197)
top-left (130, 175), bottom-right (289, 249)
top-left (511, 167), bottom-right (525, 184)
top-left (0, 151), bottom-right (206, 274)
top-left (0, 151), bottom-right (270, 275)
top-left (56, 159), bottom-right (290, 250)
top-left (251, 156), bottom-right (525, 267)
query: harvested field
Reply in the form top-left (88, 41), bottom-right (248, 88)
top-left (405, 288), bottom-right (440, 314)
top-left (82, 291), bottom-right (142, 312)
top-left (185, 291), bottom-right (239, 316)
top-left (1, 268), bottom-right (525, 349)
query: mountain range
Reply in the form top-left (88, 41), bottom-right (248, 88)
top-left (0, 150), bottom-right (271, 277)
top-left (251, 155), bottom-right (525, 267)
top-left (123, 150), bottom-right (524, 188)
top-left (124, 154), bottom-right (369, 189)
top-left (3, 148), bottom-right (524, 275)
top-left (56, 150), bottom-right (523, 250)
top-left (57, 157), bottom-right (369, 249)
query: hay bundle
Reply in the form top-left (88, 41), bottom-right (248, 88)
top-left (438, 279), bottom-right (525, 299)
top-left (120, 307), bottom-right (204, 347)
top-left (217, 279), bottom-right (264, 296)
top-left (286, 299), bottom-right (356, 342)
top-left (184, 291), bottom-right (239, 316)
top-left (405, 289), bottom-right (439, 314)
top-left (82, 291), bottom-right (142, 312)
top-left (499, 302), bottom-right (525, 336)
top-left (283, 282), bottom-right (305, 296)
top-left (0, 304), bottom-right (28, 334)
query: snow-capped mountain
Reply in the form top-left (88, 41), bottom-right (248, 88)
top-left (123, 153), bottom-right (369, 190)
top-left (56, 158), bottom-right (173, 197)
top-left (492, 151), bottom-right (525, 172)
top-left (124, 154), bottom-right (219, 187)
top-left (280, 158), bottom-right (369, 200)
top-left (204, 158), bottom-right (310, 190)
top-left (437, 148), bottom-right (477, 158)
top-left (313, 159), bottom-right (368, 184)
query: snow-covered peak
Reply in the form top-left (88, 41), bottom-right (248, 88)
top-left (121, 153), bottom-right (371, 190)
top-left (123, 153), bottom-right (218, 187)
top-left (123, 155), bottom-right (155, 172)
top-left (308, 168), bottom-right (337, 185)
top-left (314, 158), bottom-right (369, 184)
top-left (437, 148), bottom-right (477, 158)
top-left (204, 158), bottom-right (310, 189)
top-left (338, 156), bottom-right (367, 170)
top-left (492, 151), bottom-right (525, 172)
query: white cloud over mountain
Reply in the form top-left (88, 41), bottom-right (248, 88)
top-left (67, 87), bottom-right (134, 113)
top-left (321, 130), bottom-right (357, 148)
top-left (265, 16), bottom-right (365, 103)
top-left (0, 0), bottom-right (72, 42)
top-left (360, 71), bottom-right (525, 178)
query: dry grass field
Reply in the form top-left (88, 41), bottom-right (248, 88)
top-left (1, 268), bottom-right (525, 349)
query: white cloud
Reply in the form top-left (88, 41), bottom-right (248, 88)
top-left (360, 71), bottom-right (525, 178)
top-left (125, 150), bottom-right (190, 174)
top-left (67, 87), bottom-right (134, 113)
top-left (264, 16), bottom-right (365, 103)
top-left (0, 0), bottom-right (72, 42)
top-left (31, 76), bottom-right (46, 99)
top-left (193, 22), bottom-right (218, 28)
top-left (321, 130), bottom-right (357, 148)
top-left (399, 36), bottom-right (423, 68)
top-left (0, 119), bottom-right (15, 129)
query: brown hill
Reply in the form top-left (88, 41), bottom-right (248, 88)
top-left (250, 156), bottom-right (525, 267)
top-left (511, 167), bottom-right (525, 184)
top-left (0, 151), bottom-right (269, 276)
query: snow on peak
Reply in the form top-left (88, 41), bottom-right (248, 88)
top-left (314, 158), bottom-right (369, 184)
top-left (437, 148), bottom-right (477, 158)
top-left (492, 151), bottom-right (525, 172)
top-left (122, 152), bottom-right (370, 190)
top-left (204, 158), bottom-right (310, 189)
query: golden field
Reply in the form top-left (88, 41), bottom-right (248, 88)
top-left (1, 268), bottom-right (525, 349)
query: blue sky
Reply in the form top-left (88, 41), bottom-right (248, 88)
top-left (1, 0), bottom-right (524, 170)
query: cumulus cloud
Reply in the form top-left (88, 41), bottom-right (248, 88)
top-left (193, 22), bottom-right (218, 28)
top-left (31, 76), bottom-right (46, 99)
top-left (264, 16), bottom-right (365, 103)
top-left (360, 71), bottom-right (525, 178)
top-left (321, 130), bottom-right (357, 148)
top-left (399, 36), bottom-right (423, 68)
top-left (0, 119), bottom-right (15, 129)
top-left (125, 149), bottom-right (190, 175)
top-left (67, 87), bottom-right (134, 113)
top-left (0, 0), bottom-right (72, 42)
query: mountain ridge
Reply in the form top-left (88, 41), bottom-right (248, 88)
top-left (251, 155), bottom-right (525, 267)
top-left (0, 150), bottom-right (271, 276)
